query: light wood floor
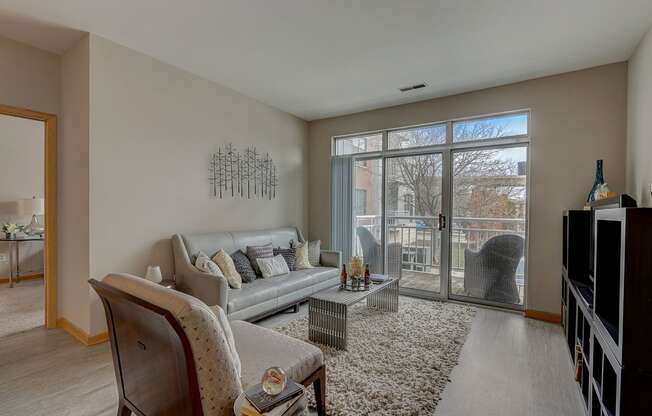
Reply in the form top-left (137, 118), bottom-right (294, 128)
top-left (0, 278), bottom-right (44, 338)
top-left (0, 300), bottom-right (583, 416)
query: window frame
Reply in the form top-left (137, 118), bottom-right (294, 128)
top-left (331, 109), bottom-right (530, 157)
top-left (332, 130), bottom-right (384, 157)
top-left (451, 111), bottom-right (530, 145)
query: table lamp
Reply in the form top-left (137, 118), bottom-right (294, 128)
top-left (18, 197), bottom-right (45, 235)
top-left (145, 265), bottom-right (163, 284)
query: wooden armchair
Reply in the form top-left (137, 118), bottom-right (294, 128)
top-left (90, 274), bottom-right (326, 416)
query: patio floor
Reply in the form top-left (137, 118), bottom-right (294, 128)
top-left (399, 270), bottom-right (524, 305)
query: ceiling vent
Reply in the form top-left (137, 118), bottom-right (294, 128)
top-left (399, 83), bottom-right (427, 92)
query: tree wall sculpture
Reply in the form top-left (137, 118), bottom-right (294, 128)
top-left (209, 144), bottom-right (278, 199)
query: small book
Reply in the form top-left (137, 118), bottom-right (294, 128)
top-left (244, 380), bottom-right (303, 414)
top-left (240, 393), bottom-right (305, 416)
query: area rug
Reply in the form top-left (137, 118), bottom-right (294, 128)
top-left (275, 297), bottom-right (476, 416)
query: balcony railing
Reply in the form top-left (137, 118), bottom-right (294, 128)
top-left (354, 214), bottom-right (525, 279)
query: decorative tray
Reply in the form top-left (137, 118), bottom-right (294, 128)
top-left (341, 278), bottom-right (370, 292)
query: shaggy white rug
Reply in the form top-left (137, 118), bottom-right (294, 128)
top-left (275, 297), bottom-right (475, 416)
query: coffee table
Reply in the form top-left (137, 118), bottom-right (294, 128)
top-left (308, 277), bottom-right (399, 350)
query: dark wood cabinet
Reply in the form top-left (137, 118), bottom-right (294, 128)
top-left (561, 207), bottom-right (652, 416)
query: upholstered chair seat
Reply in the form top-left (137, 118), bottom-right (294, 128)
top-left (91, 273), bottom-right (326, 416)
top-left (230, 321), bottom-right (323, 389)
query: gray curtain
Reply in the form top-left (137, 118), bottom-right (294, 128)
top-left (331, 157), bottom-right (353, 263)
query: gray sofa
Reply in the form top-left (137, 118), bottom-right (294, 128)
top-left (172, 227), bottom-right (341, 321)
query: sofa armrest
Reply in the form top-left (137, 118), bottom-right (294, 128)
top-left (320, 250), bottom-right (342, 269)
top-left (172, 234), bottom-right (229, 309)
top-left (179, 268), bottom-right (229, 308)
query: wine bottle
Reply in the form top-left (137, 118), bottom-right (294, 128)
top-left (364, 264), bottom-right (370, 288)
top-left (340, 264), bottom-right (348, 288)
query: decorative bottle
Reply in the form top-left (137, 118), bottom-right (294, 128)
top-left (586, 159), bottom-right (605, 203)
top-left (340, 264), bottom-right (348, 289)
top-left (364, 264), bottom-right (370, 288)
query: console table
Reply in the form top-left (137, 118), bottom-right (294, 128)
top-left (0, 235), bottom-right (44, 288)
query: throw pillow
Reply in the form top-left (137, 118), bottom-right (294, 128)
top-left (246, 243), bottom-right (273, 276)
top-left (256, 255), bottom-right (290, 278)
top-left (273, 247), bottom-right (296, 271)
top-left (231, 250), bottom-right (258, 283)
top-left (294, 242), bottom-right (313, 270)
top-left (211, 250), bottom-right (242, 289)
top-left (307, 240), bottom-right (321, 267)
top-left (194, 251), bottom-right (224, 277)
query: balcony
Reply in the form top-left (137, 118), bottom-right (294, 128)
top-left (354, 215), bottom-right (526, 304)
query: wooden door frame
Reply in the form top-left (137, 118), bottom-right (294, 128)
top-left (0, 104), bottom-right (57, 329)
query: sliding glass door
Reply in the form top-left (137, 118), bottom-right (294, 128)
top-left (336, 110), bottom-right (530, 309)
top-left (385, 153), bottom-right (446, 296)
top-left (449, 146), bottom-right (528, 306)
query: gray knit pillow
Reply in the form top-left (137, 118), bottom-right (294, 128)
top-left (231, 250), bottom-right (257, 283)
top-left (246, 243), bottom-right (273, 276)
top-left (307, 240), bottom-right (321, 267)
top-left (274, 247), bottom-right (297, 271)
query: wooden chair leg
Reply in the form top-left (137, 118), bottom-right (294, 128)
top-left (117, 401), bottom-right (131, 416)
top-left (313, 366), bottom-right (326, 416)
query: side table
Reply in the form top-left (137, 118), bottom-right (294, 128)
top-left (0, 235), bottom-right (45, 288)
top-left (159, 279), bottom-right (177, 290)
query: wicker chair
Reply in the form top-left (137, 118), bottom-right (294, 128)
top-left (463, 234), bottom-right (524, 304)
top-left (356, 226), bottom-right (402, 279)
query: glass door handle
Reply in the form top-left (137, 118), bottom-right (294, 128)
top-left (438, 213), bottom-right (446, 231)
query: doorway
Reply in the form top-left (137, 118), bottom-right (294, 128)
top-left (0, 104), bottom-right (57, 331)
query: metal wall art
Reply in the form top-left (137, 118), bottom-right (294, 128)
top-left (210, 144), bottom-right (278, 199)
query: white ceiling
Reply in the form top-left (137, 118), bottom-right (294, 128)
top-left (1, 1), bottom-right (651, 121)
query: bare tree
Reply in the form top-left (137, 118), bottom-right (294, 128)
top-left (388, 121), bottom-right (522, 221)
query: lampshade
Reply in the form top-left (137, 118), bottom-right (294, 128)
top-left (145, 265), bottom-right (163, 284)
top-left (18, 198), bottom-right (44, 216)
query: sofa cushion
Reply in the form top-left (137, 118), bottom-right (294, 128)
top-left (256, 255), bottom-right (290, 278)
top-left (273, 247), bottom-right (296, 271)
top-left (194, 251), bottom-right (224, 277)
top-left (231, 250), bottom-right (257, 283)
top-left (212, 249), bottom-right (243, 289)
top-left (274, 268), bottom-right (339, 296)
top-left (231, 320), bottom-right (323, 388)
top-left (227, 278), bottom-right (279, 313)
top-left (246, 243), bottom-right (273, 276)
top-left (294, 242), bottom-right (313, 270)
top-left (307, 240), bottom-right (321, 267)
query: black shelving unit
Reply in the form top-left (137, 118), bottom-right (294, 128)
top-left (561, 206), bottom-right (652, 415)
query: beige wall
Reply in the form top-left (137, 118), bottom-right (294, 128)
top-left (0, 114), bottom-right (44, 276)
top-left (59, 36), bottom-right (91, 332)
top-left (627, 27), bottom-right (652, 206)
top-left (0, 36), bottom-right (59, 115)
top-left (86, 35), bottom-right (308, 334)
top-left (308, 63), bottom-right (628, 314)
top-left (0, 114), bottom-right (44, 214)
